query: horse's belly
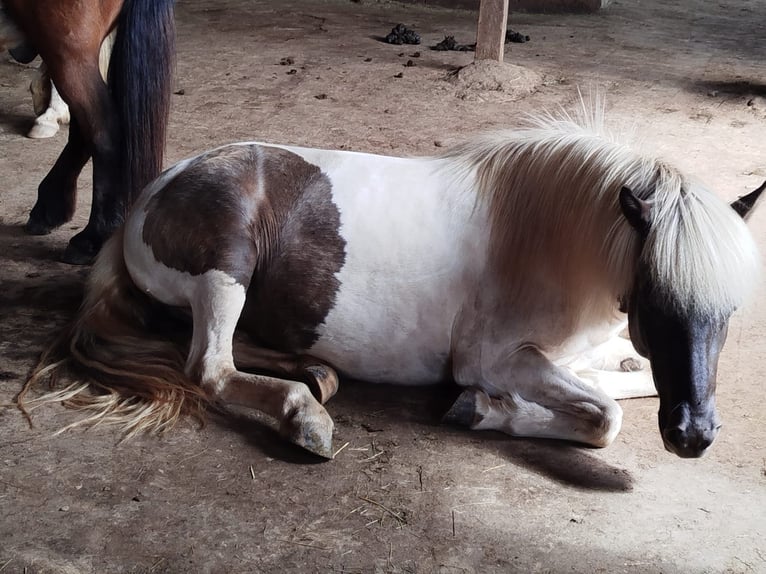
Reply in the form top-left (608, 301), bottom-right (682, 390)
top-left (291, 152), bottom-right (484, 385)
top-left (309, 304), bottom-right (454, 385)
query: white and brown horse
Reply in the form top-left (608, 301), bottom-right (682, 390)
top-left (22, 111), bottom-right (764, 459)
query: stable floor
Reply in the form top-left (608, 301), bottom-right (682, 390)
top-left (0, 0), bottom-right (765, 572)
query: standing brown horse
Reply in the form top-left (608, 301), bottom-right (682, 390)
top-left (0, 0), bottom-right (174, 263)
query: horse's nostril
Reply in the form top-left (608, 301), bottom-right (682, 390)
top-left (663, 427), bottom-right (687, 449)
top-left (697, 434), bottom-right (713, 451)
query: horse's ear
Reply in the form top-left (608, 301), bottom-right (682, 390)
top-left (730, 180), bottom-right (766, 220)
top-left (619, 186), bottom-right (651, 235)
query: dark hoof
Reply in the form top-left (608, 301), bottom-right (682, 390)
top-left (9, 42), bottom-right (38, 64)
top-left (25, 204), bottom-right (72, 235)
top-left (24, 218), bottom-right (56, 236)
top-left (619, 357), bottom-right (642, 372)
top-left (302, 364), bottom-right (339, 404)
top-left (61, 241), bottom-right (98, 265)
top-left (442, 389), bottom-right (480, 427)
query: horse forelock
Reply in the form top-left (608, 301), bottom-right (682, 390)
top-left (644, 177), bottom-right (761, 318)
top-left (440, 112), bottom-right (761, 324)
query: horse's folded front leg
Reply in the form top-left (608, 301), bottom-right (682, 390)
top-left (448, 347), bottom-right (623, 448)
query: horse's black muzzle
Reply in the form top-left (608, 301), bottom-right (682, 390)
top-left (660, 402), bottom-right (721, 458)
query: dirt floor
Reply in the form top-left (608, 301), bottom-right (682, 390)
top-left (1, 0), bottom-right (766, 572)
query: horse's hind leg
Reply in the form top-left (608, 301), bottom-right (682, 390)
top-left (25, 113), bottom-right (90, 234)
top-left (188, 274), bottom-right (334, 458)
top-left (233, 341), bottom-right (339, 404)
top-left (24, 58), bottom-right (111, 255)
top-left (59, 63), bottom-right (122, 263)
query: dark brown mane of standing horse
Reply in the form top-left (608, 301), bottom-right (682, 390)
top-left (0, 0), bottom-right (175, 263)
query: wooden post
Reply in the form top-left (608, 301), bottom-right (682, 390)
top-left (475, 0), bottom-right (510, 62)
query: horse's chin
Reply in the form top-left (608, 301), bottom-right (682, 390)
top-left (661, 437), bottom-right (712, 459)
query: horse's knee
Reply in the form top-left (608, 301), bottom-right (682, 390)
top-left (586, 400), bottom-right (623, 447)
top-left (192, 360), bottom-right (235, 397)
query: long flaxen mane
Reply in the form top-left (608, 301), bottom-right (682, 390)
top-left (442, 107), bottom-right (761, 324)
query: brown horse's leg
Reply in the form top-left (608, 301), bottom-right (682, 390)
top-left (24, 115), bottom-right (90, 235)
top-left (13, 0), bottom-right (124, 263)
top-left (66, 75), bottom-right (122, 264)
top-left (35, 59), bottom-right (122, 264)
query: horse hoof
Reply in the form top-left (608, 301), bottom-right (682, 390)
top-left (302, 364), bottom-right (339, 404)
top-left (9, 42), bottom-right (38, 64)
top-left (24, 218), bottom-right (55, 236)
top-left (443, 389), bottom-right (480, 427)
top-left (619, 357), bottom-right (643, 372)
top-left (281, 409), bottom-right (335, 459)
top-left (61, 242), bottom-right (97, 265)
top-left (294, 426), bottom-right (335, 459)
top-left (28, 121), bottom-right (60, 139)
top-left (25, 204), bottom-right (73, 235)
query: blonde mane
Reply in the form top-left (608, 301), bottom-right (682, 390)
top-left (441, 109), bottom-right (761, 322)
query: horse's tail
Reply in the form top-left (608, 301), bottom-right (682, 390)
top-left (18, 228), bottom-right (209, 437)
top-left (108, 0), bottom-right (175, 203)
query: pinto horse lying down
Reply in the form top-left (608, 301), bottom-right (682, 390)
top-left (22, 111), bottom-right (764, 460)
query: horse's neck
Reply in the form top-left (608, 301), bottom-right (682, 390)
top-left (471, 266), bottom-right (622, 351)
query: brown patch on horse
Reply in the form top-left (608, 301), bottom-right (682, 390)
top-left (142, 145), bottom-right (263, 285)
top-left (142, 144), bottom-right (346, 352)
top-left (241, 147), bottom-right (346, 352)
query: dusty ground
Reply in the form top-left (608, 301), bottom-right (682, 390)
top-left (1, 0), bottom-right (766, 572)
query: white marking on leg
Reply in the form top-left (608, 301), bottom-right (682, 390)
top-left (185, 272), bottom-right (246, 391)
top-left (28, 71), bottom-right (69, 139)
